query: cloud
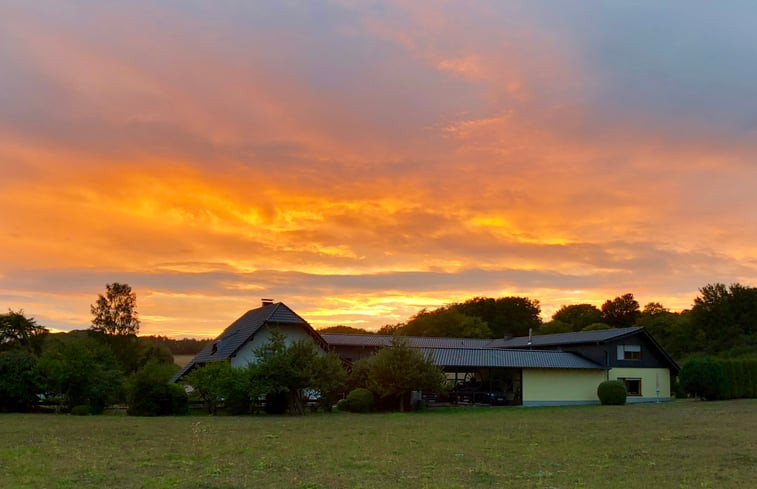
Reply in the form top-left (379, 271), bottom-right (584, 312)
top-left (2, 1), bottom-right (757, 335)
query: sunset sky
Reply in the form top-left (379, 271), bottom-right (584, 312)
top-left (2, 1), bottom-right (757, 337)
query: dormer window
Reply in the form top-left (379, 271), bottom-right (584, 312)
top-left (617, 344), bottom-right (641, 360)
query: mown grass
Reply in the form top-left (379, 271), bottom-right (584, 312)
top-left (1, 400), bottom-right (755, 489)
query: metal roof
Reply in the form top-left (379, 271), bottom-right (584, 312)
top-left (488, 326), bottom-right (644, 348)
top-left (172, 302), bottom-right (319, 382)
top-left (419, 348), bottom-right (605, 370)
top-left (319, 334), bottom-right (494, 349)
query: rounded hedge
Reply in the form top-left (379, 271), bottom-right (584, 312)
top-left (597, 380), bottom-right (627, 405)
top-left (339, 388), bottom-right (375, 413)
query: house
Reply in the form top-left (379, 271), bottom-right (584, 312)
top-left (322, 327), bottom-right (679, 406)
top-left (491, 326), bottom-right (680, 403)
top-left (171, 300), bottom-right (327, 383)
top-left (175, 301), bottom-right (679, 406)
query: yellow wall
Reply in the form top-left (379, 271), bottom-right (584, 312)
top-left (609, 368), bottom-right (671, 400)
top-left (522, 369), bottom-right (606, 406)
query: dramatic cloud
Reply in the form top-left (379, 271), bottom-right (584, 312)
top-left (2, 1), bottom-right (757, 336)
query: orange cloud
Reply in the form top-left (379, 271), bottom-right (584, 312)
top-left (2, 2), bottom-right (757, 335)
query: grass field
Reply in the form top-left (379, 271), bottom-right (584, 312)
top-left (1, 400), bottom-right (755, 489)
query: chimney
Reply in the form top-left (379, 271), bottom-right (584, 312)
top-left (261, 298), bottom-right (274, 306)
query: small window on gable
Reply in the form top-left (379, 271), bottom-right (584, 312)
top-left (617, 344), bottom-right (642, 361)
top-left (619, 378), bottom-right (642, 396)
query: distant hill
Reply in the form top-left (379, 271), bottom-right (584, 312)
top-left (317, 325), bottom-right (373, 334)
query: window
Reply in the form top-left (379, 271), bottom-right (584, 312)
top-left (619, 378), bottom-right (642, 396)
top-left (617, 344), bottom-right (642, 361)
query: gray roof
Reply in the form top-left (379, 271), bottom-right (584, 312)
top-left (489, 326), bottom-right (644, 348)
top-left (319, 333), bottom-right (493, 349)
top-left (419, 348), bottom-right (605, 370)
top-left (172, 302), bottom-right (320, 382)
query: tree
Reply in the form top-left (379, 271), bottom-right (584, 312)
top-left (0, 350), bottom-right (39, 412)
top-left (357, 336), bottom-right (446, 412)
top-left (90, 283), bottom-right (140, 336)
top-left (538, 320), bottom-right (573, 335)
top-left (690, 283), bottom-right (757, 355)
top-left (183, 361), bottom-right (246, 415)
top-left (36, 337), bottom-right (123, 413)
top-left (376, 323), bottom-right (403, 335)
top-left (642, 302), bottom-right (668, 316)
top-left (311, 351), bottom-right (348, 411)
top-left (456, 296), bottom-right (541, 338)
top-left (248, 330), bottom-right (346, 415)
top-left (552, 304), bottom-right (603, 332)
top-left (601, 293), bottom-right (640, 328)
top-left (403, 308), bottom-right (492, 338)
top-left (582, 322), bottom-right (612, 331)
top-left (0, 309), bottom-right (48, 356)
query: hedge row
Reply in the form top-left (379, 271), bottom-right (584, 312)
top-left (680, 357), bottom-right (757, 400)
top-left (716, 359), bottom-right (757, 399)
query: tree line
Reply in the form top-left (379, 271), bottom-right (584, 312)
top-left (319, 284), bottom-right (757, 362)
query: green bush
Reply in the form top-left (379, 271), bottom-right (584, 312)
top-left (597, 380), bottom-right (627, 405)
top-left (169, 383), bottom-right (189, 415)
top-left (339, 388), bottom-right (375, 413)
top-left (126, 362), bottom-right (185, 416)
top-left (680, 357), bottom-right (726, 400)
top-left (71, 405), bottom-right (90, 415)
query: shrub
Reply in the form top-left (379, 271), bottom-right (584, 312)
top-left (126, 361), bottom-right (184, 416)
top-left (339, 388), bottom-right (375, 413)
top-left (168, 383), bottom-right (189, 415)
top-left (597, 380), bottom-right (627, 405)
top-left (71, 405), bottom-right (90, 416)
top-left (679, 357), bottom-right (726, 400)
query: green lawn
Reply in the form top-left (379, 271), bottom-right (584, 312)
top-left (1, 400), bottom-right (755, 489)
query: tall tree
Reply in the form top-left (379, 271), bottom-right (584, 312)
top-left (456, 296), bottom-right (541, 338)
top-left (690, 283), bottom-right (757, 355)
top-left (601, 293), bottom-right (640, 328)
top-left (0, 309), bottom-right (48, 356)
top-left (90, 283), bottom-right (140, 336)
top-left (403, 308), bottom-right (492, 338)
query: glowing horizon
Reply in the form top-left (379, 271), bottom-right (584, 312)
top-left (2, 1), bottom-right (757, 338)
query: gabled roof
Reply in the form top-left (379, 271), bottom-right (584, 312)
top-left (489, 326), bottom-right (644, 348)
top-left (172, 302), bottom-right (324, 382)
top-left (419, 348), bottom-right (605, 370)
top-left (319, 333), bottom-right (494, 349)
top-left (321, 326), bottom-right (679, 373)
top-left (489, 326), bottom-right (679, 374)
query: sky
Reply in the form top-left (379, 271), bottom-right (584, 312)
top-left (2, 1), bottom-right (757, 337)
